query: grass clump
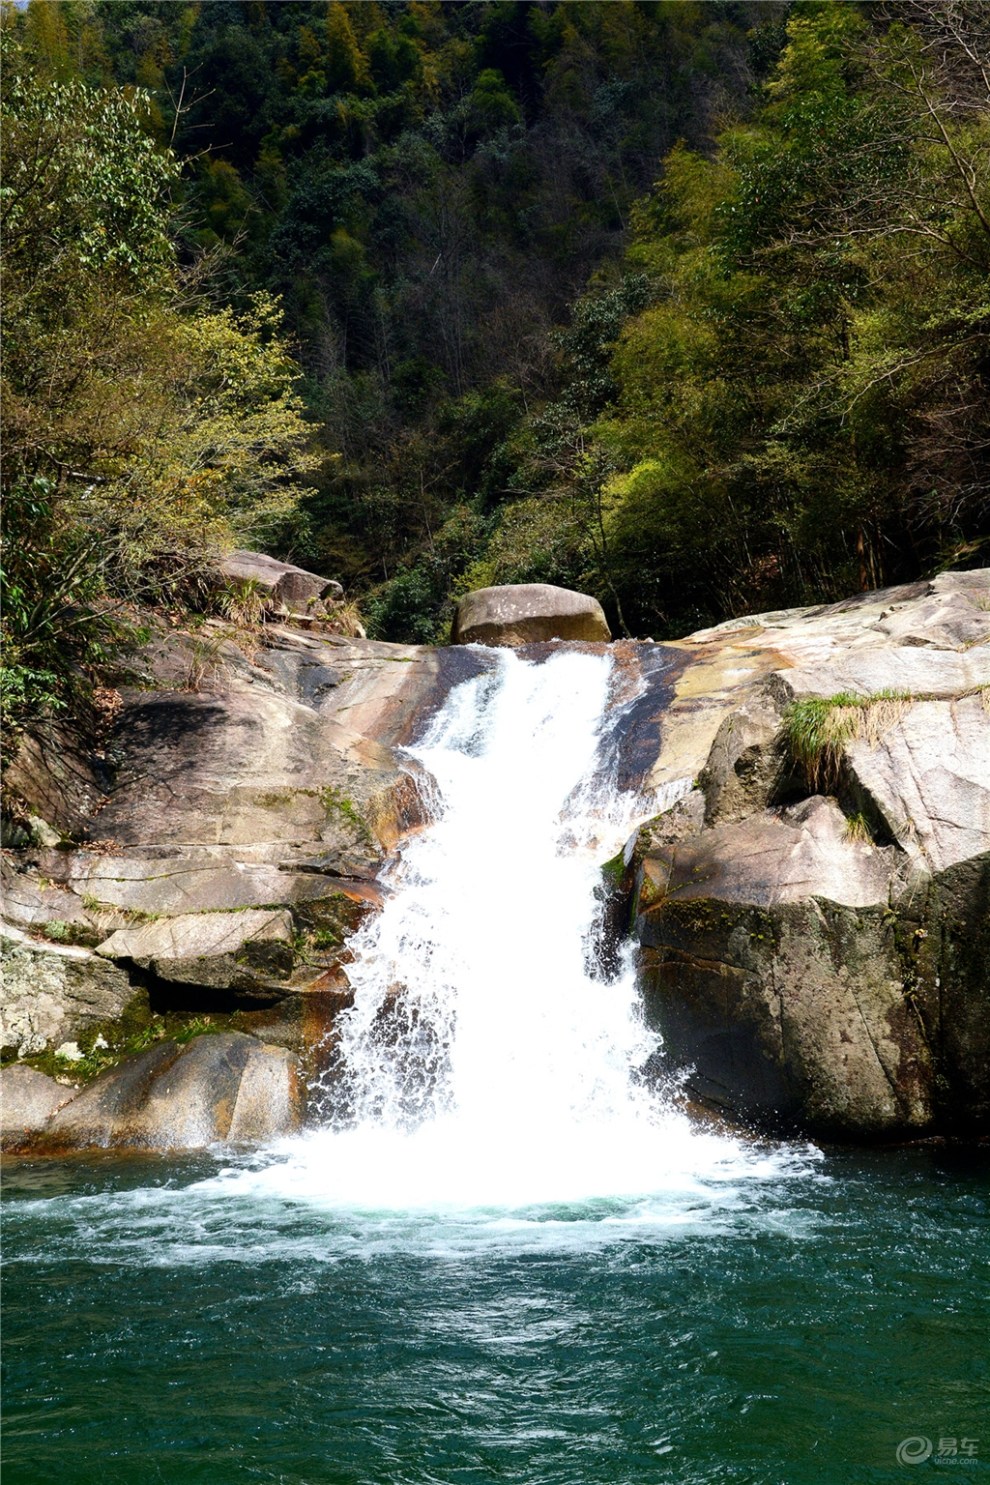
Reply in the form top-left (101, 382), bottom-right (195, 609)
top-left (172, 1016), bottom-right (221, 1045)
top-left (783, 690), bottom-right (912, 792)
top-left (842, 811), bottom-right (873, 844)
top-left (216, 578), bottom-right (268, 628)
top-left (15, 999), bottom-right (228, 1085)
top-left (311, 925), bottom-right (343, 950)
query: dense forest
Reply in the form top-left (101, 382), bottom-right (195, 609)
top-left (2, 0), bottom-right (988, 728)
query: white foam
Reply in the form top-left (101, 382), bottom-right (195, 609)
top-left (6, 647), bottom-right (820, 1253)
top-left (208, 647), bottom-right (814, 1215)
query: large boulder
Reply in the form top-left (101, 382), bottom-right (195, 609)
top-left (10, 1032), bottom-right (304, 1152)
top-left (633, 801), bottom-right (938, 1137)
top-left (617, 570), bottom-right (990, 1139)
top-left (96, 910), bottom-right (295, 998)
top-left (220, 549), bottom-right (343, 615)
top-left (452, 583), bottom-right (611, 646)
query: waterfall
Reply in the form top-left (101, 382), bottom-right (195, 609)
top-left (320, 647), bottom-right (658, 1142)
top-left (235, 645), bottom-right (803, 1212)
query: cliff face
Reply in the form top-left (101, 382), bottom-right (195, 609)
top-left (616, 570), bottom-right (990, 1140)
top-left (2, 570), bottom-right (988, 1148)
top-left (1, 615), bottom-right (488, 1149)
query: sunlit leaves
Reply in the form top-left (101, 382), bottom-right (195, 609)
top-left (0, 58), bottom-right (320, 728)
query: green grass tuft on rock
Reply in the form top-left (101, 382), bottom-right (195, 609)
top-left (782, 690), bottom-right (914, 792)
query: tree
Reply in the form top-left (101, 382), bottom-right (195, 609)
top-left (528, 1), bottom-right (990, 634)
top-left (0, 42), bottom-right (318, 732)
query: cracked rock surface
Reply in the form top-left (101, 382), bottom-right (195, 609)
top-left (619, 570), bottom-right (990, 1138)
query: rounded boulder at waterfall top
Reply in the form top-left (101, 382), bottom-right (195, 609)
top-left (452, 584), bottom-right (611, 647)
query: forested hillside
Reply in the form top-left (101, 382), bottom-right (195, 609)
top-left (2, 0), bottom-right (987, 691)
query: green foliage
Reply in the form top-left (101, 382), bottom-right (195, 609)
top-left (4, 0), bottom-right (770, 644)
top-left (467, 68), bottom-right (522, 137)
top-left (782, 691), bottom-right (915, 791)
top-left (0, 479), bottom-right (130, 735)
top-left (6, 0), bottom-right (986, 655)
top-left (0, 62), bottom-right (178, 286)
top-left (365, 567), bottom-right (446, 645)
top-left (496, 0), bottom-right (990, 636)
top-left (1, 40), bottom-right (319, 734)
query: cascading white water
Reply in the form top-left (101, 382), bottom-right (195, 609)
top-left (314, 647), bottom-right (661, 1167)
top-left (225, 643), bottom-right (807, 1214)
top-left (323, 647), bottom-right (653, 1135)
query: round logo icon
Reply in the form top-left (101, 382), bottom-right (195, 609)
top-left (897, 1437), bottom-right (934, 1466)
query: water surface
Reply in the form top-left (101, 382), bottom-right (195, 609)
top-left (5, 647), bottom-right (987, 1482)
top-left (4, 1145), bottom-right (988, 1484)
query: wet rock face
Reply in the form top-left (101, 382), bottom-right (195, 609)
top-left (452, 584), bottom-right (611, 646)
top-left (622, 570), bottom-right (990, 1140)
top-left (2, 1033), bottom-right (303, 1154)
top-left (638, 863), bottom-right (990, 1139)
top-left (638, 894), bottom-right (939, 1139)
top-left (1, 1065), bottom-right (80, 1148)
